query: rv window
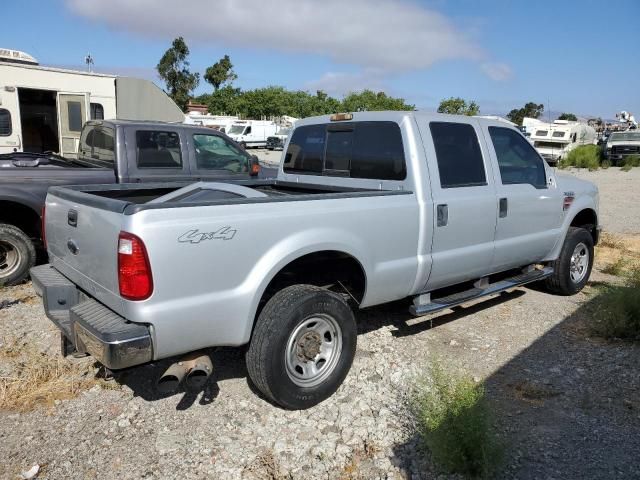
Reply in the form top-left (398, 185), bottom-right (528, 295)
top-left (67, 102), bottom-right (83, 132)
top-left (136, 130), bottom-right (182, 168)
top-left (90, 103), bottom-right (104, 120)
top-left (193, 134), bottom-right (249, 173)
top-left (552, 131), bottom-right (565, 138)
top-left (535, 130), bottom-right (548, 137)
top-left (489, 126), bottom-right (546, 189)
top-left (572, 133), bottom-right (577, 143)
top-left (0, 109), bottom-right (11, 136)
top-left (430, 122), bottom-right (487, 188)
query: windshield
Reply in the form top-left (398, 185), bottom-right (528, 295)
top-left (609, 131), bottom-right (640, 142)
top-left (228, 125), bottom-right (247, 135)
top-left (534, 141), bottom-right (566, 149)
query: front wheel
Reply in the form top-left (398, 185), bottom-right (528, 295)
top-left (0, 223), bottom-right (36, 286)
top-left (246, 285), bottom-right (357, 409)
top-left (544, 227), bottom-right (594, 295)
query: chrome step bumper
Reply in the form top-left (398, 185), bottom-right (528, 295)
top-left (30, 264), bottom-right (153, 370)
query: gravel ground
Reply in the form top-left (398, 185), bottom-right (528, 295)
top-left (0, 167), bottom-right (639, 479)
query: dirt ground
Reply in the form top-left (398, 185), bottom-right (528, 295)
top-left (0, 167), bottom-right (639, 479)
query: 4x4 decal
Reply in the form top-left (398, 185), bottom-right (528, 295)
top-left (178, 227), bottom-right (237, 243)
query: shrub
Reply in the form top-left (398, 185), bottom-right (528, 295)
top-left (601, 257), bottom-right (627, 276)
top-left (412, 364), bottom-right (503, 478)
top-left (559, 144), bottom-right (602, 170)
top-left (621, 154), bottom-right (640, 171)
top-left (590, 264), bottom-right (640, 341)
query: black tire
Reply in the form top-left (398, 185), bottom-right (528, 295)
top-left (544, 227), bottom-right (594, 295)
top-left (0, 223), bottom-right (36, 286)
top-left (246, 284), bottom-right (357, 409)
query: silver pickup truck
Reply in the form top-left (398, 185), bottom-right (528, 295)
top-left (31, 111), bottom-right (599, 409)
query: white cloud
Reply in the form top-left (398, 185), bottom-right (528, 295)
top-left (66, 0), bottom-right (483, 72)
top-left (480, 62), bottom-right (513, 81)
top-left (304, 71), bottom-right (386, 96)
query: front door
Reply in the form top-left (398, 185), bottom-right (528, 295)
top-left (482, 124), bottom-right (563, 271)
top-left (419, 119), bottom-right (498, 291)
top-left (57, 93), bottom-right (88, 158)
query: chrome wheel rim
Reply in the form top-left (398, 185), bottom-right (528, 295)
top-left (285, 314), bottom-right (343, 388)
top-left (0, 240), bottom-right (21, 278)
top-left (570, 242), bottom-right (589, 284)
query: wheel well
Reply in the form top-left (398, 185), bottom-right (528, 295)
top-left (570, 208), bottom-right (598, 244)
top-left (0, 201), bottom-right (41, 239)
top-left (259, 251), bottom-right (367, 311)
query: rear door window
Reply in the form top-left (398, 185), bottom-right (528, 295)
top-left (429, 122), bottom-right (487, 188)
top-left (283, 121), bottom-right (406, 180)
top-left (136, 130), bottom-right (182, 168)
top-left (488, 126), bottom-right (547, 188)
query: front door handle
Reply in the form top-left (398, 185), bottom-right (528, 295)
top-left (499, 197), bottom-right (508, 218)
top-left (437, 204), bottom-right (448, 227)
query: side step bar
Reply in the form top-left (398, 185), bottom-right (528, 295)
top-left (410, 266), bottom-right (553, 317)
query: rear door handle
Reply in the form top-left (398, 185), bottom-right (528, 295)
top-left (499, 198), bottom-right (508, 218)
top-left (437, 204), bottom-right (448, 227)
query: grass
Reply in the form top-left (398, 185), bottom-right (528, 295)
top-left (559, 145), bottom-right (602, 170)
top-left (590, 264), bottom-right (640, 341)
top-left (601, 257), bottom-right (627, 276)
top-left (0, 337), bottom-right (104, 412)
top-left (621, 154), bottom-right (640, 172)
top-left (411, 364), bottom-right (503, 478)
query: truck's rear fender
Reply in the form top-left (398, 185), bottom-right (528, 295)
top-left (543, 197), bottom-right (598, 262)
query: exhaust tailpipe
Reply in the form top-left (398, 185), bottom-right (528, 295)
top-left (156, 352), bottom-right (213, 393)
top-left (157, 362), bottom-right (189, 394)
top-left (184, 354), bottom-right (213, 390)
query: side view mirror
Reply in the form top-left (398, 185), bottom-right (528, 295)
top-left (249, 155), bottom-right (260, 176)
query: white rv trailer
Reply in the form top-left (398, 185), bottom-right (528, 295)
top-left (183, 112), bottom-right (239, 133)
top-left (525, 117), bottom-right (597, 164)
top-left (0, 49), bottom-right (183, 157)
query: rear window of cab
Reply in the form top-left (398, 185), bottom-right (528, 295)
top-left (283, 121), bottom-right (406, 180)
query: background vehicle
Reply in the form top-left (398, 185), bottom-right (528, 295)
top-left (0, 120), bottom-right (259, 285)
top-left (227, 120), bottom-right (278, 148)
top-left (603, 130), bottom-right (640, 165)
top-left (32, 111), bottom-right (599, 409)
top-left (183, 113), bottom-right (239, 133)
top-left (0, 49), bottom-right (183, 157)
top-left (266, 126), bottom-right (292, 150)
top-left (525, 118), bottom-right (597, 165)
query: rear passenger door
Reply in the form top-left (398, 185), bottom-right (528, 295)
top-left (125, 127), bottom-right (192, 182)
top-left (419, 119), bottom-right (498, 290)
top-left (482, 125), bottom-right (563, 270)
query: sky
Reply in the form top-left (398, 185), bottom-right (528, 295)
top-left (2, 0), bottom-right (639, 119)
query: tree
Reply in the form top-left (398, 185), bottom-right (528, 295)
top-left (204, 55), bottom-right (237, 91)
top-left (437, 97), bottom-right (479, 116)
top-left (156, 37), bottom-right (200, 112)
top-left (558, 113), bottom-right (578, 121)
top-left (340, 90), bottom-right (415, 112)
top-left (506, 102), bottom-right (544, 126)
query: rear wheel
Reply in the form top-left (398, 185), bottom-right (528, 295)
top-left (544, 227), bottom-right (593, 295)
top-left (0, 224), bottom-right (36, 286)
top-left (246, 285), bottom-right (357, 409)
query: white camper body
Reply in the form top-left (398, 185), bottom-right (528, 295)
top-left (0, 60), bottom-right (183, 157)
top-left (525, 118), bottom-right (597, 164)
top-left (227, 120), bottom-right (278, 148)
top-left (183, 113), bottom-right (239, 133)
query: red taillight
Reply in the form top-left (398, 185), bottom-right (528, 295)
top-left (118, 231), bottom-right (153, 301)
top-left (41, 206), bottom-right (47, 249)
top-left (250, 161), bottom-right (260, 176)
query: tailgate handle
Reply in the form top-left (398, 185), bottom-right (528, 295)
top-left (68, 209), bottom-right (78, 227)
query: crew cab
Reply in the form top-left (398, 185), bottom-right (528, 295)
top-left (31, 111), bottom-right (599, 409)
top-left (0, 119), bottom-right (259, 285)
top-left (603, 130), bottom-right (640, 165)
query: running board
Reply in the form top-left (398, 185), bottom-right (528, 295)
top-left (410, 267), bottom-right (553, 317)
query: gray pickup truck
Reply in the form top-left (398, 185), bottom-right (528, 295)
top-left (0, 119), bottom-right (259, 285)
top-left (31, 111), bottom-right (599, 409)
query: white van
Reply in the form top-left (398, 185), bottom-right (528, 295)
top-left (227, 120), bottom-right (278, 148)
top-left (0, 49), bottom-right (184, 158)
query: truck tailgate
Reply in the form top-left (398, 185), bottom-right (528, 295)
top-left (45, 190), bottom-right (124, 309)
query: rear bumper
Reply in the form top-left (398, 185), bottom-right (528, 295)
top-left (30, 264), bottom-right (153, 370)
